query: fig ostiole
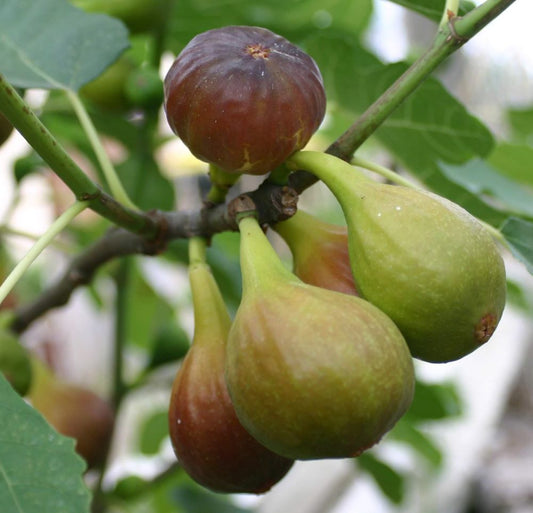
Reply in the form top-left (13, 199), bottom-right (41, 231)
top-left (225, 215), bottom-right (414, 460)
top-left (288, 151), bottom-right (507, 363)
top-left (164, 26), bottom-right (326, 176)
top-left (273, 209), bottom-right (358, 296)
top-left (168, 238), bottom-right (293, 494)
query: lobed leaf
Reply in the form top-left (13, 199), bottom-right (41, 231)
top-left (0, 0), bottom-right (129, 90)
top-left (488, 142), bottom-right (533, 188)
top-left (0, 374), bottom-right (91, 513)
top-left (356, 452), bottom-right (405, 504)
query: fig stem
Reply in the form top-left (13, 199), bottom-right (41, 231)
top-left (237, 215), bottom-right (296, 293)
top-left (65, 90), bottom-right (138, 211)
top-left (207, 165), bottom-right (241, 204)
top-left (0, 200), bottom-right (88, 306)
top-left (188, 236), bottom-right (207, 266)
top-left (351, 156), bottom-right (423, 190)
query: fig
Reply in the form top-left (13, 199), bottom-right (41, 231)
top-left (28, 358), bottom-right (115, 468)
top-left (225, 215), bottom-right (414, 460)
top-left (273, 209), bottom-right (358, 295)
top-left (0, 320), bottom-right (32, 396)
top-left (168, 248), bottom-right (293, 493)
top-left (289, 151), bottom-right (507, 363)
top-left (164, 26), bottom-right (326, 176)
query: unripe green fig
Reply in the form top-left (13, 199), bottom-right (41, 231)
top-left (164, 26), bottom-right (326, 175)
top-left (274, 210), bottom-right (358, 296)
top-left (225, 215), bottom-right (414, 460)
top-left (0, 317), bottom-right (32, 396)
top-left (28, 358), bottom-right (115, 468)
top-left (168, 249), bottom-right (293, 493)
top-left (289, 151), bottom-right (507, 363)
top-left (124, 66), bottom-right (164, 110)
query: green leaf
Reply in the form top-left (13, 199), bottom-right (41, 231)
top-left (406, 379), bottom-right (462, 421)
top-left (500, 217), bottom-right (533, 274)
top-left (391, 419), bottom-right (443, 467)
top-left (356, 452), bottom-right (405, 504)
top-left (139, 411), bottom-right (169, 456)
top-left (440, 159), bottom-right (533, 219)
top-left (385, 0), bottom-right (475, 22)
top-left (0, 374), bottom-right (91, 512)
top-left (0, 0), bottom-right (129, 90)
top-left (171, 482), bottom-right (253, 513)
top-left (488, 142), bottom-right (533, 188)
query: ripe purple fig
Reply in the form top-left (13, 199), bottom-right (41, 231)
top-left (168, 248), bottom-right (293, 493)
top-left (289, 151), bottom-right (507, 363)
top-left (28, 358), bottom-right (115, 468)
top-left (274, 210), bottom-right (358, 295)
top-left (164, 26), bottom-right (326, 175)
top-left (225, 215), bottom-right (414, 460)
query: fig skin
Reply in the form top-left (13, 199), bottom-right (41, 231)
top-left (274, 209), bottom-right (358, 296)
top-left (225, 216), bottom-right (414, 460)
top-left (168, 257), bottom-right (293, 494)
top-left (289, 151), bottom-right (507, 363)
top-left (164, 26), bottom-right (326, 176)
top-left (28, 358), bottom-right (115, 468)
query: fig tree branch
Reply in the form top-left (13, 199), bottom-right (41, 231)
top-left (9, 183), bottom-right (298, 332)
top-left (289, 0), bottom-right (517, 193)
top-left (0, 75), bottom-right (157, 237)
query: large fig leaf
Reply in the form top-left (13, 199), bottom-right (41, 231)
top-left (385, 0), bottom-right (475, 22)
top-left (488, 143), bottom-right (533, 188)
top-left (0, 374), bottom-right (91, 513)
top-left (0, 0), bottom-right (129, 90)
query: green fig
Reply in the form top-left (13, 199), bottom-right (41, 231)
top-left (274, 209), bottom-right (358, 296)
top-left (168, 246), bottom-right (293, 494)
top-left (0, 316), bottom-right (32, 396)
top-left (28, 358), bottom-right (115, 468)
top-left (225, 215), bottom-right (414, 460)
top-left (289, 151), bottom-right (507, 363)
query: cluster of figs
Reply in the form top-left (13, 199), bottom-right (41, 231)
top-left (163, 26), bottom-right (507, 493)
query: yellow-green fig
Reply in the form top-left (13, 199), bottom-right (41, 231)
top-left (168, 240), bottom-right (293, 493)
top-left (289, 151), bottom-right (506, 363)
top-left (28, 358), bottom-right (115, 468)
top-left (274, 209), bottom-right (358, 295)
top-left (225, 215), bottom-right (414, 460)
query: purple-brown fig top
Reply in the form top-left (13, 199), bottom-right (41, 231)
top-left (164, 26), bottom-right (326, 175)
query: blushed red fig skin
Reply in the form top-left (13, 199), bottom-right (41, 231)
top-left (29, 359), bottom-right (115, 468)
top-left (226, 215), bottom-right (414, 460)
top-left (168, 261), bottom-right (293, 494)
top-left (164, 26), bottom-right (326, 175)
top-left (274, 209), bottom-right (358, 296)
top-left (289, 151), bottom-right (507, 363)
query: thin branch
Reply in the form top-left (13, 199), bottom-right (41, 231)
top-left (0, 75), bottom-right (158, 237)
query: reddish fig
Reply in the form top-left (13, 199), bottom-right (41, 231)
top-left (225, 215), bottom-right (414, 460)
top-left (274, 210), bottom-right (357, 295)
top-left (168, 241), bottom-right (293, 493)
top-left (289, 151), bottom-right (507, 363)
top-left (164, 26), bottom-right (326, 175)
top-left (28, 359), bottom-right (115, 468)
